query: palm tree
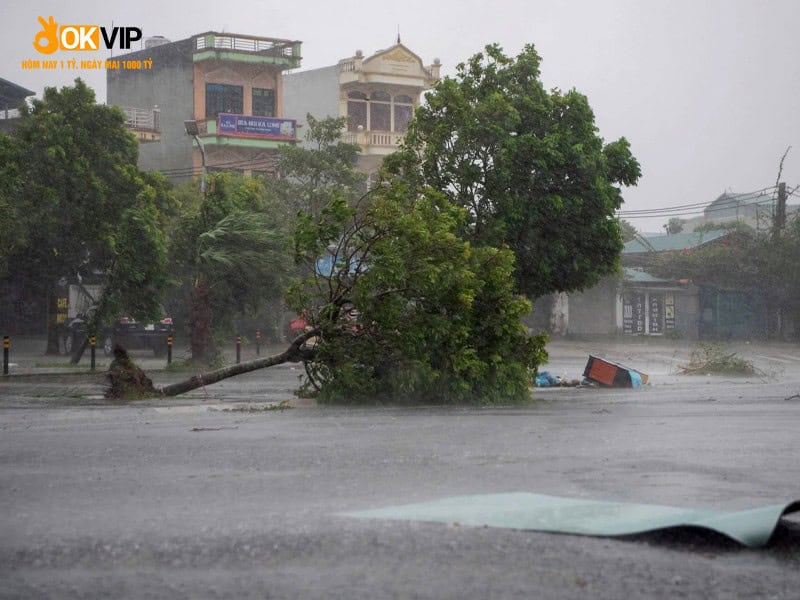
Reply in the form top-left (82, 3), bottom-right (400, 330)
top-left (189, 209), bottom-right (289, 363)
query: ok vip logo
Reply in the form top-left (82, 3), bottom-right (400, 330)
top-left (33, 16), bottom-right (142, 54)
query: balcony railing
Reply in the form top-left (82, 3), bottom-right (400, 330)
top-left (195, 33), bottom-right (300, 59)
top-left (0, 108), bottom-right (21, 120)
top-left (339, 60), bottom-right (357, 73)
top-left (120, 106), bottom-right (160, 132)
top-left (342, 130), bottom-right (404, 149)
top-left (119, 106), bottom-right (160, 142)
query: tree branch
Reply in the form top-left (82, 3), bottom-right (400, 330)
top-left (157, 329), bottom-right (319, 397)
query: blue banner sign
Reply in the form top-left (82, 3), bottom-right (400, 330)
top-left (217, 113), bottom-right (296, 140)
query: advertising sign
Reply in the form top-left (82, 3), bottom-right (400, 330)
top-left (217, 113), bottom-right (296, 140)
top-left (623, 292), bottom-right (645, 334)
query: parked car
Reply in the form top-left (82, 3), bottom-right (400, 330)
top-left (64, 312), bottom-right (174, 356)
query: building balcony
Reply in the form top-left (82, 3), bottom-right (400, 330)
top-left (342, 130), bottom-right (405, 155)
top-left (0, 108), bottom-right (21, 120)
top-left (120, 106), bottom-right (160, 142)
top-left (193, 32), bottom-right (302, 70)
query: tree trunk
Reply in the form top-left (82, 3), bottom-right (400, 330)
top-left (46, 325), bottom-right (62, 355)
top-left (158, 330), bottom-right (318, 397)
top-left (189, 277), bottom-right (212, 363)
top-left (70, 335), bottom-right (88, 364)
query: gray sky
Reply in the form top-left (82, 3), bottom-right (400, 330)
top-left (5, 0), bottom-right (799, 232)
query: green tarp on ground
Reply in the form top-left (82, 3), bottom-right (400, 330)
top-left (342, 493), bottom-right (800, 547)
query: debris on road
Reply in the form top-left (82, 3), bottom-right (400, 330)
top-left (678, 343), bottom-right (759, 376)
top-left (343, 492), bottom-right (800, 548)
top-left (583, 355), bottom-right (648, 388)
top-left (534, 371), bottom-right (581, 387)
top-left (105, 345), bottom-right (156, 399)
top-left (190, 426), bottom-right (239, 432)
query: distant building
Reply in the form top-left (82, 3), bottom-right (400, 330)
top-left (283, 38), bottom-right (440, 175)
top-left (674, 190), bottom-right (794, 233)
top-left (107, 32), bottom-right (303, 183)
top-left (0, 77), bottom-right (35, 133)
top-left (534, 230), bottom-right (738, 340)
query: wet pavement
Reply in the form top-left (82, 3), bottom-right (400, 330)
top-left (1, 337), bottom-right (799, 598)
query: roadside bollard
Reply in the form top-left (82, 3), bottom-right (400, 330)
top-left (3, 335), bottom-right (9, 376)
top-left (89, 335), bottom-right (96, 371)
top-left (256, 330), bottom-right (261, 356)
top-left (167, 335), bottom-right (173, 365)
top-left (236, 335), bottom-right (242, 364)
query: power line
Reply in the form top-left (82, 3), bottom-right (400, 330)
top-left (158, 154), bottom-right (282, 177)
top-left (617, 186), bottom-right (777, 217)
top-left (619, 196), bottom-right (781, 221)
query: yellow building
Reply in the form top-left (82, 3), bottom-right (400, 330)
top-left (284, 38), bottom-right (440, 174)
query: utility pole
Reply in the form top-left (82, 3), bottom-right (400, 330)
top-left (773, 182), bottom-right (787, 240)
top-left (772, 182), bottom-right (787, 339)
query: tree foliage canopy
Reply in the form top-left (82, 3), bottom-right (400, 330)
top-left (169, 173), bottom-right (290, 361)
top-left (392, 44), bottom-right (641, 298)
top-left (287, 184), bottom-right (547, 404)
top-left (619, 218), bottom-right (638, 243)
top-left (264, 114), bottom-right (366, 219)
top-left (0, 79), bottom-right (171, 337)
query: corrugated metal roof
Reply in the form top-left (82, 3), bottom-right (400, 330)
top-left (622, 229), bottom-right (728, 254)
top-left (622, 268), bottom-right (670, 283)
top-left (0, 77), bottom-right (35, 108)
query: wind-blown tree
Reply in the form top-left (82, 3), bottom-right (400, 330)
top-left (0, 79), bottom-right (172, 354)
top-left (169, 173), bottom-right (290, 363)
top-left (619, 218), bottom-right (638, 243)
top-left (263, 114), bottom-right (367, 219)
top-left (154, 182), bottom-right (548, 402)
top-left (392, 44), bottom-right (641, 299)
top-left (285, 183), bottom-right (548, 404)
top-left (0, 134), bottom-right (24, 279)
top-left (116, 113), bottom-right (548, 402)
top-left (664, 217), bottom-right (684, 235)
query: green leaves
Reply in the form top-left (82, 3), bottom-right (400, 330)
top-left (290, 183), bottom-right (547, 404)
top-left (2, 78), bottom-right (169, 327)
top-left (400, 44), bottom-right (641, 298)
top-left (169, 173), bottom-right (291, 361)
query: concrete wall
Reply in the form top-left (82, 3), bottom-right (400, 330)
top-left (567, 276), bottom-right (619, 335)
top-left (192, 60), bottom-right (283, 121)
top-left (107, 39), bottom-right (195, 184)
top-left (674, 287), bottom-right (700, 339)
top-left (282, 66), bottom-right (340, 148)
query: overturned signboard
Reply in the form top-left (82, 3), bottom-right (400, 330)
top-left (583, 355), bottom-right (648, 388)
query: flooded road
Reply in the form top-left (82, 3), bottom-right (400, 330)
top-left (1, 339), bottom-right (799, 598)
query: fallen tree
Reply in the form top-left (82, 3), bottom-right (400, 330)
top-left (106, 330), bottom-right (318, 399)
top-left (108, 178), bottom-right (548, 403)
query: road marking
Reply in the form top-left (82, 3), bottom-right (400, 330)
top-left (776, 354), bottom-right (800, 362)
top-left (754, 354), bottom-right (798, 364)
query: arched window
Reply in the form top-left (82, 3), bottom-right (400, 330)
top-left (370, 91), bottom-right (391, 131)
top-left (394, 94), bottom-right (414, 133)
top-left (347, 91), bottom-right (367, 132)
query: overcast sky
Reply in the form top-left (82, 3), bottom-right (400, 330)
top-left (5, 0), bottom-right (799, 232)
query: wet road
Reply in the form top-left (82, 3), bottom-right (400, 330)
top-left (1, 340), bottom-right (800, 598)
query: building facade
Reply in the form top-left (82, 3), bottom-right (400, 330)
top-left (0, 77), bottom-right (35, 134)
top-left (107, 32), bottom-right (302, 184)
top-left (283, 39), bottom-right (440, 174)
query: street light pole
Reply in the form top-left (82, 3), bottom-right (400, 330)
top-left (195, 134), bottom-right (206, 197)
top-left (184, 120), bottom-right (206, 197)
